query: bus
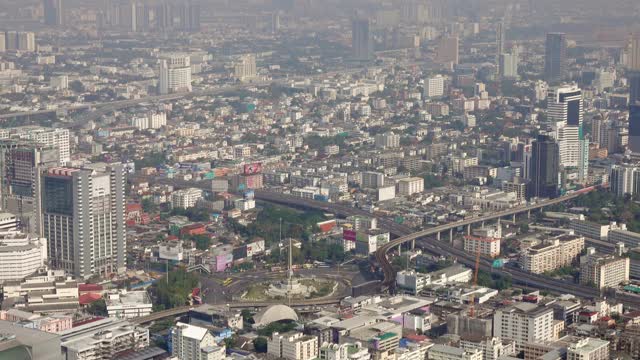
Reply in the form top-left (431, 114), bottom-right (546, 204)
top-left (223, 278), bottom-right (233, 286)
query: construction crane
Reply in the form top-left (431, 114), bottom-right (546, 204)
top-left (465, 235), bottom-right (498, 318)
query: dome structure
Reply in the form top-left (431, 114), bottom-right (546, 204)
top-left (253, 304), bottom-right (299, 327)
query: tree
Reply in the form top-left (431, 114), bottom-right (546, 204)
top-left (253, 337), bottom-right (268, 353)
top-left (142, 198), bottom-right (157, 213)
top-left (69, 80), bottom-right (85, 93)
top-left (86, 298), bottom-right (107, 316)
top-left (153, 269), bottom-right (199, 309)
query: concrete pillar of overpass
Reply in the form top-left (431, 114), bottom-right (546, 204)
top-left (527, 210), bottom-right (531, 219)
top-left (512, 214), bottom-right (516, 223)
top-left (437, 232), bottom-right (441, 241)
top-left (449, 228), bottom-right (453, 242)
top-left (466, 224), bottom-right (471, 236)
top-left (481, 220), bottom-right (485, 228)
top-left (411, 239), bottom-right (415, 249)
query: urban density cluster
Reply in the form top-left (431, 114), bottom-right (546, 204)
top-left (2, 0), bottom-right (640, 360)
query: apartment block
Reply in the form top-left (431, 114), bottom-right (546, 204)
top-left (519, 235), bottom-right (585, 274)
top-left (493, 303), bottom-right (554, 349)
top-left (579, 248), bottom-right (630, 289)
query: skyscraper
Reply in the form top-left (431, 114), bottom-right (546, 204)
top-left (629, 103), bottom-right (640, 153)
top-left (499, 51), bottom-right (519, 78)
top-left (627, 34), bottom-right (640, 153)
top-left (158, 54), bottom-right (192, 95)
top-left (436, 35), bottom-right (459, 65)
top-left (548, 85), bottom-right (583, 168)
top-left (544, 33), bottom-right (567, 82)
top-left (496, 22), bottom-right (505, 74)
top-left (42, 163), bottom-right (126, 279)
top-left (43, 0), bottom-right (63, 26)
top-left (527, 135), bottom-right (559, 200)
top-left (351, 18), bottom-right (373, 61)
top-left (0, 140), bottom-right (59, 235)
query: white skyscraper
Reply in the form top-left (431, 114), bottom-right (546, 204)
top-left (158, 54), bottom-right (192, 95)
top-left (548, 85), bottom-right (584, 168)
top-left (500, 50), bottom-right (519, 78)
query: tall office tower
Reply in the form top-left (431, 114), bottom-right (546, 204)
top-left (627, 34), bottom-right (640, 153)
top-left (119, 1), bottom-right (137, 32)
top-left (158, 54), bottom-right (192, 95)
top-left (499, 50), bottom-right (519, 78)
top-left (527, 135), bottom-right (559, 200)
top-left (271, 13), bottom-right (281, 34)
top-left (496, 21), bottom-right (505, 74)
top-left (352, 17), bottom-right (373, 61)
top-left (42, 163), bottom-right (126, 279)
top-left (0, 140), bottom-right (59, 235)
top-left (544, 33), bottom-right (567, 82)
top-left (548, 85), bottom-right (582, 126)
top-left (43, 0), bottom-right (63, 26)
top-left (16, 32), bottom-right (36, 52)
top-left (234, 54), bottom-right (257, 81)
top-left (134, 3), bottom-right (149, 32)
top-left (0, 32), bottom-right (5, 52)
top-left (436, 35), bottom-right (459, 65)
top-left (155, 1), bottom-right (172, 30)
top-left (629, 104), bottom-right (640, 153)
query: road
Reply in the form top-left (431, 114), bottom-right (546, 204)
top-left (252, 188), bottom-right (640, 308)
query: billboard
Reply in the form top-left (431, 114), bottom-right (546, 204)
top-left (215, 253), bottom-right (233, 272)
top-left (243, 163), bottom-right (263, 176)
top-left (343, 229), bottom-right (357, 242)
top-left (247, 239), bottom-right (265, 257)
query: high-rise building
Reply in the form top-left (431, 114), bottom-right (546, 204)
top-left (352, 18), bottom-right (373, 61)
top-left (527, 135), bottom-right (559, 199)
top-left (0, 230), bottom-right (47, 282)
top-left (578, 135), bottom-right (589, 184)
top-left (544, 33), bottom-right (567, 82)
top-left (0, 32), bottom-right (5, 52)
top-left (548, 85), bottom-right (582, 127)
top-left (630, 103), bottom-right (640, 153)
top-left (629, 34), bottom-right (640, 71)
top-left (42, 163), bottom-right (126, 279)
top-left (0, 140), bottom-right (59, 235)
top-left (499, 51), bottom-right (518, 78)
top-left (43, 0), bottom-right (63, 26)
top-left (171, 322), bottom-right (224, 360)
top-left (268, 332), bottom-right (319, 360)
top-left (493, 303), bottom-right (555, 349)
top-left (579, 248), bottom-right (629, 289)
top-left (158, 53), bottom-right (192, 95)
top-left (610, 164), bottom-right (640, 197)
top-left (496, 21), bottom-right (505, 74)
top-left (436, 35), bottom-right (459, 65)
top-left (11, 127), bottom-right (71, 164)
top-left (177, 1), bottom-right (201, 31)
top-left (61, 318), bottom-right (150, 359)
top-left (234, 54), bottom-right (257, 81)
top-left (16, 32), bottom-right (36, 52)
top-left (566, 338), bottom-right (609, 360)
top-left (423, 75), bottom-right (445, 98)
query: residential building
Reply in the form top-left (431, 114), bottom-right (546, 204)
top-left (436, 36), bottom-right (459, 65)
top-left (171, 188), bottom-right (204, 209)
top-left (570, 220), bottom-right (625, 241)
top-left (0, 231), bottom-right (47, 283)
top-left (548, 85), bottom-right (583, 127)
top-left (42, 164), bottom-right (127, 279)
top-left (106, 290), bottom-right (153, 319)
top-left (158, 53), bottom-right (192, 95)
top-left (610, 164), bottom-right (640, 197)
top-left (424, 75), bottom-right (445, 98)
top-left (319, 342), bottom-right (371, 360)
top-left (519, 235), bottom-right (585, 274)
top-left (493, 303), bottom-right (555, 349)
top-left (61, 318), bottom-right (149, 360)
top-left (428, 344), bottom-right (482, 360)
top-left (396, 341), bottom-right (433, 360)
top-left (397, 177), bottom-right (424, 196)
top-left (234, 54), bottom-right (257, 81)
top-left (566, 338), bottom-right (609, 360)
top-left (609, 228), bottom-right (640, 249)
top-left (460, 337), bottom-right (516, 360)
top-left (579, 248), bottom-right (630, 289)
top-left (464, 235), bottom-right (500, 258)
top-left (43, 0), bottom-right (64, 26)
top-left (500, 51), bottom-right (519, 79)
top-left (375, 132), bottom-right (400, 149)
top-left (268, 332), bottom-right (319, 360)
top-left (361, 172), bottom-right (386, 189)
top-left (171, 322), bottom-right (222, 360)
